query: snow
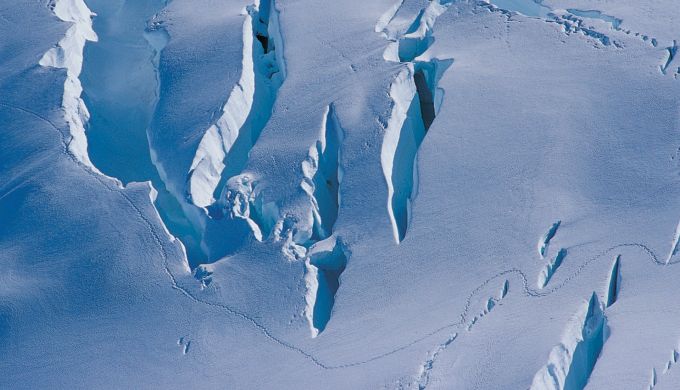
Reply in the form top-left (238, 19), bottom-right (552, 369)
top-left (1, 0), bottom-right (679, 388)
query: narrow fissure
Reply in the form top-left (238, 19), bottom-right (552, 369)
top-left (302, 105), bottom-right (348, 337)
top-left (660, 40), bottom-right (677, 75)
top-left (538, 248), bottom-right (567, 288)
top-left (387, 59), bottom-right (452, 243)
top-left (305, 239), bottom-right (348, 337)
top-left (380, 0), bottom-right (453, 243)
top-left (539, 220), bottom-right (562, 258)
top-left (606, 255), bottom-right (620, 307)
top-left (310, 105), bottom-right (344, 240)
top-left (256, 34), bottom-right (269, 52)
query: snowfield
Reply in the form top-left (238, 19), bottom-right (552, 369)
top-left (0, 0), bottom-right (678, 388)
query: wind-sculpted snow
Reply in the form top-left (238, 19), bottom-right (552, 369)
top-left (3, 0), bottom-right (680, 388)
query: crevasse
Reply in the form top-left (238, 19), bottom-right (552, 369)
top-left (187, 9), bottom-right (256, 209)
top-left (530, 293), bottom-right (608, 390)
top-left (188, 0), bottom-right (286, 214)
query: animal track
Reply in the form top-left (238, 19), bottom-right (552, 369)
top-left (30, 0), bottom-right (680, 379)
top-left (7, 88), bottom-right (673, 373)
top-left (466, 280), bottom-right (510, 331)
top-left (415, 333), bottom-right (457, 390)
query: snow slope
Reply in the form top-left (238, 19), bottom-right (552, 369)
top-left (0, 0), bottom-right (678, 389)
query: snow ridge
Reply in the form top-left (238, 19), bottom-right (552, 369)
top-left (188, 0), bottom-right (286, 212)
top-left (187, 8), bottom-right (256, 209)
top-left (381, 66), bottom-right (418, 243)
top-left (39, 0), bottom-right (99, 172)
top-left (304, 237), bottom-right (349, 337)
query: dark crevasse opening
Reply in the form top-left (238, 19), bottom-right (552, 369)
top-left (256, 34), bottom-right (269, 52)
top-left (414, 69), bottom-right (436, 130)
top-left (81, 0), bottom-right (208, 265)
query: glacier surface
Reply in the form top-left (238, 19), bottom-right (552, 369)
top-left (0, 0), bottom-right (679, 388)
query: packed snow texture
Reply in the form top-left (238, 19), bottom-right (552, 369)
top-left (1, 0), bottom-right (679, 388)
